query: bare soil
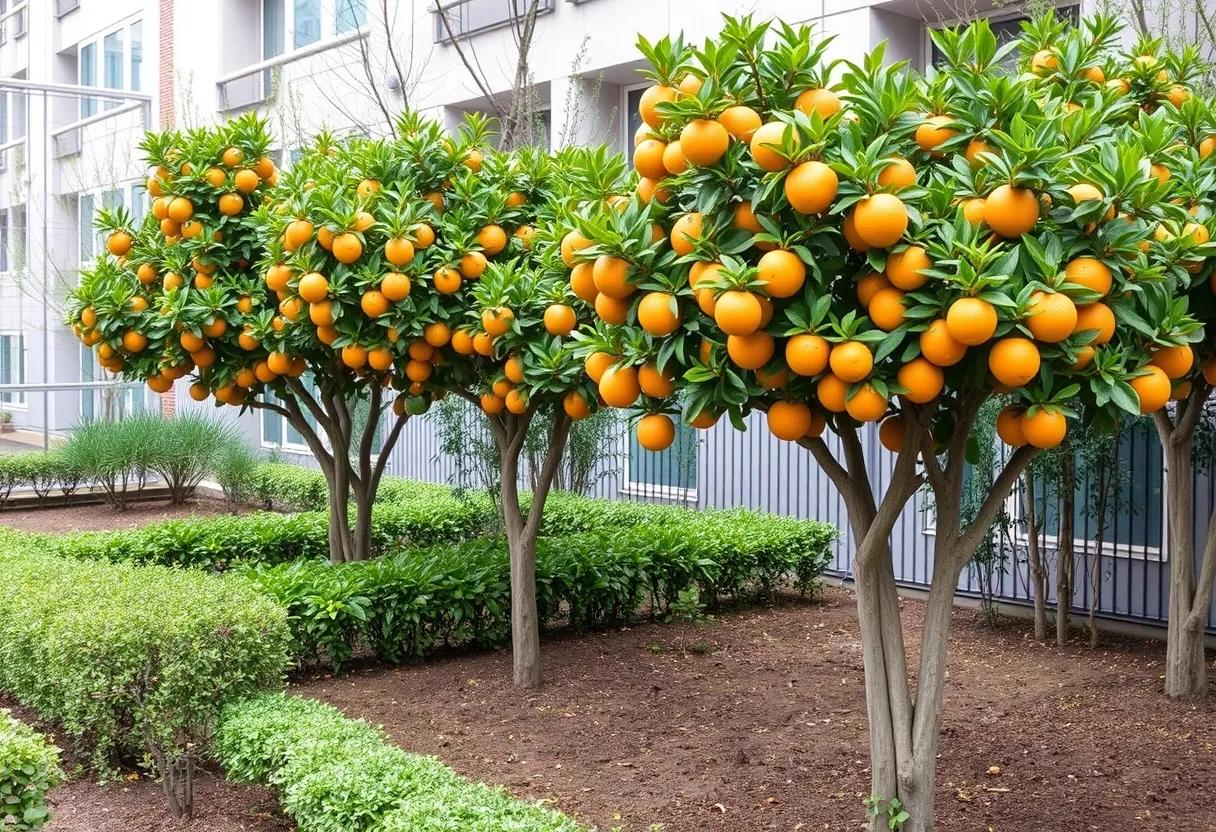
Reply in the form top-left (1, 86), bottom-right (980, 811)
top-left (291, 588), bottom-right (1216, 832)
top-left (0, 496), bottom-right (249, 534)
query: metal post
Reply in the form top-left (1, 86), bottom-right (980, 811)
top-left (40, 87), bottom-right (48, 451)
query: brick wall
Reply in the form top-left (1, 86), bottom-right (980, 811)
top-left (157, 0), bottom-right (173, 128)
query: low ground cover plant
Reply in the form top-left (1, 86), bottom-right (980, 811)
top-left (215, 693), bottom-right (584, 832)
top-left (0, 709), bottom-right (61, 831)
top-left (0, 533), bottom-right (290, 819)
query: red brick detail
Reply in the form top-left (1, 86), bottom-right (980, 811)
top-left (161, 384), bottom-right (176, 417)
top-left (157, 0), bottom-right (174, 127)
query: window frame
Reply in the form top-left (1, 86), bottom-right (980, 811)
top-left (76, 183), bottom-right (142, 267)
top-left (922, 3), bottom-right (1080, 70)
top-left (0, 331), bottom-right (27, 409)
top-left (77, 16), bottom-right (142, 118)
top-left (621, 82), bottom-right (648, 163)
top-left (262, 0), bottom-right (368, 60)
top-left (619, 414), bottom-right (699, 503)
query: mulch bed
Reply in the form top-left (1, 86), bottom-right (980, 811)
top-left (0, 496), bottom-right (250, 534)
top-left (292, 587), bottom-right (1216, 832)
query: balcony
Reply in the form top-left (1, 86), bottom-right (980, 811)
top-left (54, 0), bottom-right (80, 18)
top-left (216, 26), bottom-right (369, 113)
top-left (433, 0), bottom-right (555, 44)
top-left (0, 4), bottom-right (27, 45)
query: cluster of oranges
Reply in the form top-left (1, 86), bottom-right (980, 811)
top-left (562, 13), bottom-right (1214, 453)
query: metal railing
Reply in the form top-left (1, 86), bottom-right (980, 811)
top-left (432, 0), bottom-right (555, 43)
top-left (215, 27), bottom-right (369, 112)
top-left (54, 0), bottom-right (79, 18)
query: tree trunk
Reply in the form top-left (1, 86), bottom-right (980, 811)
top-left (1056, 452), bottom-right (1075, 646)
top-left (1162, 437), bottom-right (1210, 699)
top-left (1023, 471), bottom-right (1049, 641)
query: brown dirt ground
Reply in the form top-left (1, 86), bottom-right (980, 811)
top-left (292, 587), bottom-right (1216, 832)
top-left (0, 496), bottom-right (248, 534)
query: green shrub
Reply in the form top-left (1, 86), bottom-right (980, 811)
top-left (0, 710), bottom-right (61, 831)
top-left (213, 441), bottom-right (261, 505)
top-left (245, 512), bottom-right (836, 672)
top-left (56, 420), bottom-right (150, 509)
top-left (0, 549), bottom-right (290, 815)
top-left (0, 452), bottom-right (82, 507)
top-left (250, 462), bottom-right (461, 512)
top-left (138, 413), bottom-right (245, 504)
top-left (49, 493), bottom-right (497, 570)
top-left (215, 693), bottom-right (582, 832)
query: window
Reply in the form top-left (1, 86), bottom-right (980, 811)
top-left (335, 0), bottom-right (366, 33)
top-left (78, 193), bottom-right (94, 261)
top-left (623, 412), bottom-right (697, 500)
top-left (264, 0), bottom-right (285, 59)
top-left (80, 344), bottom-right (146, 421)
top-left (293, 0), bottom-right (321, 47)
top-left (78, 187), bottom-right (139, 264)
top-left (129, 21), bottom-right (142, 91)
top-left (261, 386), bottom-right (315, 451)
top-left (79, 41), bottom-right (96, 117)
top-left (433, 0), bottom-right (554, 43)
top-left (1017, 417), bottom-right (1164, 557)
top-left (79, 19), bottom-right (141, 117)
top-left (0, 209), bottom-right (8, 272)
top-left (624, 85), bottom-right (644, 163)
top-left (0, 333), bottom-right (25, 407)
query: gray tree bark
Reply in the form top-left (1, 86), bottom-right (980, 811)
top-left (1023, 470), bottom-right (1049, 640)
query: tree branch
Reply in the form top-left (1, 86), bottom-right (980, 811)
top-left (953, 443), bottom-right (1039, 566)
top-left (524, 409), bottom-right (572, 538)
top-left (433, 0), bottom-right (508, 118)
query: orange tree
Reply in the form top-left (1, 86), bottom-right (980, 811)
top-left (567, 14), bottom-right (1206, 830)
top-left (67, 114), bottom-right (593, 594)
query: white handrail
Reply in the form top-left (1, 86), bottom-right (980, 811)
top-left (0, 2), bottom-right (26, 27)
top-left (50, 100), bottom-right (147, 138)
top-left (216, 27), bottom-right (368, 86)
top-left (0, 77), bottom-right (152, 103)
top-left (0, 381), bottom-right (145, 393)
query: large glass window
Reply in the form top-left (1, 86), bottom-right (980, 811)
top-left (103, 28), bottom-right (124, 109)
top-left (78, 193), bottom-right (94, 261)
top-left (129, 21), bottom-right (142, 91)
top-left (0, 209), bottom-right (8, 272)
top-left (293, 0), bottom-right (321, 48)
top-left (0, 333), bottom-right (25, 406)
top-left (261, 385), bottom-right (315, 449)
top-left (625, 87), bottom-right (644, 165)
top-left (79, 41), bottom-right (96, 117)
top-left (335, 0), bottom-right (366, 33)
top-left (263, 0), bottom-right (285, 58)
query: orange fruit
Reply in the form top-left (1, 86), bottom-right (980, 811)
top-left (1073, 302), bottom-right (1115, 345)
top-left (381, 272), bottom-right (412, 302)
top-left (690, 409), bottom-right (719, 429)
top-left (749, 121), bottom-right (789, 172)
top-left (599, 365), bottom-right (641, 408)
top-left (1030, 49), bottom-right (1058, 75)
top-left (919, 319), bottom-right (967, 366)
top-left (681, 118), bottom-right (730, 166)
top-left (845, 383), bottom-right (887, 422)
top-left (636, 413), bottom-right (676, 451)
top-left (877, 157), bottom-right (917, 190)
top-left (878, 416), bottom-right (906, 452)
top-left (234, 169), bottom-right (259, 194)
top-left (670, 212), bottom-right (703, 256)
top-left (297, 271), bottom-right (329, 303)
top-left (853, 193), bottom-right (908, 248)
top-left (504, 355), bottom-right (525, 384)
top-left (988, 337), bottom-right (1041, 387)
top-left (1131, 365), bottom-right (1171, 413)
top-left (332, 232), bottom-right (363, 264)
top-left (964, 137), bottom-right (991, 167)
top-left (412, 223), bottom-right (436, 248)
top-left (718, 105), bottom-right (761, 141)
top-left (785, 160), bottom-right (838, 215)
top-left (828, 340), bottom-right (872, 383)
top-left (756, 249), bottom-right (806, 298)
top-left (634, 138), bottom-right (668, 179)
top-left (188, 382), bottom-right (209, 402)
top-left (1022, 409), bottom-right (1067, 449)
top-left (385, 237), bottom-right (415, 266)
top-left (732, 202), bottom-right (764, 234)
top-left (477, 224), bottom-right (508, 256)
top-left (544, 303), bottom-right (577, 336)
top-left (563, 392), bottom-right (591, 420)
top-left (996, 406), bottom-right (1027, 447)
top-left (167, 196), bottom-right (194, 222)
top-left (594, 293), bottom-right (629, 325)
top-left (1151, 344), bottom-right (1193, 379)
top-left (368, 347), bottom-right (394, 372)
top-left (592, 255), bottom-right (635, 299)
top-left (482, 306), bottom-right (514, 336)
top-left (786, 333), bottom-right (830, 376)
top-left (868, 287), bottom-right (906, 331)
top-left (639, 84), bottom-right (677, 128)
top-left (570, 262), bottom-right (597, 302)
top-left (714, 290), bottom-right (762, 336)
top-left (585, 352), bottom-right (616, 383)
top-left (179, 330), bottom-right (206, 352)
top-left (315, 325), bottom-right (338, 346)
top-left (459, 251), bottom-right (487, 279)
top-left (915, 114), bottom-right (957, 154)
top-left (1025, 291), bottom-right (1077, 343)
top-left (638, 363), bottom-right (675, 398)
top-left (857, 273), bottom-right (891, 306)
top-left (636, 177), bottom-right (669, 204)
top-left (755, 366), bottom-right (789, 390)
top-left (638, 292), bottom-right (681, 336)
top-left (726, 331), bottom-right (775, 370)
top-left (842, 210), bottom-right (871, 252)
top-left (1063, 257), bottom-right (1112, 296)
top-left (361, 290), bottom-right (389, 318)
top-left (768, 401), bottom-right (813, 441)
top-left (961, 197), bottom-right (986, 227)
top-left (216, 193), bottom-right (243, 215)
top-left (341, 344), bottom-right (368, 369)
top-left (481, 393), bottom-right (505, 415)
top-left (1071, 345), bottom-right (1095, 371)
top-left (983, 184), bottom-right (1039, 238)
top-left (896, 357), bottom-right (944, 403)
top-left (283, 219), bottom-right (314, 251)
top-left (309, 301), bottom-right (334, 326)
top-left (794, 88), bottom-right (841, 118)
top-left (886, 245), bottom-right (931, 290)
top-left (946, 297), bottom-right (997, 346)
top-left (560, 230), bottom-right (592, 267)
top-left (817, 373), bottom-right (848, 412)
top-left (121, 330), bottom-right (147, 353)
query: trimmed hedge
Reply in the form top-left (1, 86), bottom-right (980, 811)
top-left (47, 495), bottom-right (496, 570)
top-left (215, 693), bottom-right (583, 832)
top-left (0, 452), bottom-right (82, 507)
top-left (245, 511), bottom-right (836, 671)
top-left (249, 462), bottom-right (458, 512)
top-left (0, 537), bottom-right (291, 781)
top-left (0, 709), bottom-right (61, 831)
